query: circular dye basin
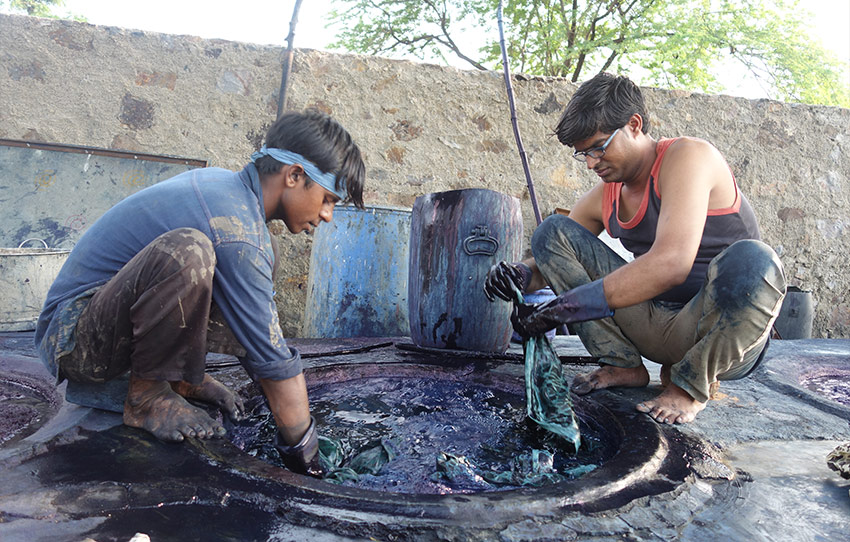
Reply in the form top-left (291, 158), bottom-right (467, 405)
top-left (229, 362), bottom-right (615, 494)
top-left (199, 358), bottom-right (692, 537)
top-left (800, 368), bottom-right (850, 407)
top-left (0, 366), bottom-right (61, 446)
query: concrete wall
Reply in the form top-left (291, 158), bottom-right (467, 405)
top-left (2, 13), bottom-right (848, 338)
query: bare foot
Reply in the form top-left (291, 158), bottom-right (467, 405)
top-left (636, 383), bottom-right (706, 424)
top-left (124, 378), bottom-right (226, 442)
top-left (572, 365), bottom-right (650, 395)
top-left (661, 367), bottom-right (719, 398)
top-left (171, 374), bottom-right (245, 421)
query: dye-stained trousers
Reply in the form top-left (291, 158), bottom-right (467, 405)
top-left (58, 228), bottom-right (248, 386)
top-left (531, 215), bottom-right (787, 403)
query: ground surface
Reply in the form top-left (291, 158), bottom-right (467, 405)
top-left (0, 332), bottom-right (848, 542)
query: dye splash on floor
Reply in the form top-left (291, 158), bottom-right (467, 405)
top-left (801, 369), bottom-right (850, 407)
top-left (227, 375), bottom-right (612, 494)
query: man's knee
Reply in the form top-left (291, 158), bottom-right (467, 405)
top-left (531, 214), bottom-right (585, 266)
top-left (150, 228), bottom-right (216, 280)
top-left (711, 239), bottom-right (786, 304)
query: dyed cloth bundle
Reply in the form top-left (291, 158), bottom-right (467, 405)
top-left (514, 287), bottom-right (582, 451)
top-left (432, 449), bottom-right (595, 489)
top-left (318, 437), bottom-right (396, 484)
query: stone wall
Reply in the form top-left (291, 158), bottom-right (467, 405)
top-left (2, 13), bottom-right (848, 338)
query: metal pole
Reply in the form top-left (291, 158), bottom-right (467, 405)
top-left (277, 0), bottom-right (304, 118)
top-left (497, 0), bottom-right (543, 226)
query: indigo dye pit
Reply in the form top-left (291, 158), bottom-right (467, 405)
top-left (800, 368), bottom-right (850, 407)
top-left (0, 369), bottom-right (60, 446)
top-left (229, 363), bottom-right (612, 494)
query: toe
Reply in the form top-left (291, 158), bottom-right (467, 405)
top-left (635, 402), bottom-right (651, 413)
top-left (572, 378), bottom-right (594, 395)
top-left (650, 408), bottom-right (667, 423)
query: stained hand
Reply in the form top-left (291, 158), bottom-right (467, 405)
top-left (511, 279), bottom-right (613, 338)
top-left (484, 261), bottom-right (532, 302)
top-left (274, 417), bottom-right (325, 477)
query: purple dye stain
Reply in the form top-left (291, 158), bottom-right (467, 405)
top-left (800, 371), bottom-right (850, 407)
top-left (228, 376), bottom-right (609, 495)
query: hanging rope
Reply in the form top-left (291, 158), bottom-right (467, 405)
top-left (276, 0), bottom-right (304, 118)
top-left (497, 1), bottom-right (543, 226)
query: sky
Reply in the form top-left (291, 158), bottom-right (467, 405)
top-left (40, 0), bottom-right (850, 101)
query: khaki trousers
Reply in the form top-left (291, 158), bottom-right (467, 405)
top-left (532, 215), bottom-right (786, 403)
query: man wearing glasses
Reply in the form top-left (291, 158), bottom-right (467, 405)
top-left (485, 72), bottom-right (786, 424)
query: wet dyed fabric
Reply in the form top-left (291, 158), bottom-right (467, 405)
top-left (432, 450), bottom-right (596, 488)
top-left (523, 333), bottom-right (581, 451)
top-left (318, 436), bottom-right (397, 484)
top-left (513, 286), bottom-right (582, 451)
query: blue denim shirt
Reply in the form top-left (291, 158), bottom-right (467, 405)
top-left (35, 164), bottom-right (302, 381)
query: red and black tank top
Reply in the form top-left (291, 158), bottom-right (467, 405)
top-left (603, 138), bottom-right (761, 303)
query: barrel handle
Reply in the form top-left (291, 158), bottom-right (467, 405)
top-left (18, 238), bottom-right (49, 249)
top-left (463, 225), bottom-right (500, 256)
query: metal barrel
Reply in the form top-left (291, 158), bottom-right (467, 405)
top-left (304, 205), bottom-right (412, 338)
top-left (408, 189), bottom-right (522, 353)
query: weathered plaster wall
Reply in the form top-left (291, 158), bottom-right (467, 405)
top-left (2, 14), bottom-right (848, 338)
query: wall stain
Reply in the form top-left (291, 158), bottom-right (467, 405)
top-left (119, 93), bottom-right (154, 130)
top-left (391, 120), bottom-right (422, 142)
top-left (372, 74), bottom-right (399, 93)
top-left (308, 100), bottom-right (333, 115)
top-left (534, 92), bottom-right (563, 115)
top-left (386, 146), bottom-right (406, 164)
top-left (48, 28), bottom-right (92, 51)
top-left (471, 115), bottom-right (491, 131)
top-left (217, 69), bottom-right (252, 96)
top-left (246, 123), bottom-right (271, 150)
top-left (475, 140), bottom-right (509, 153)
top-left (135, 70), bottom-right (177, 90)
top-left (8, 61), bottom-right (45, 82)
top-left (778, 208), bottom-right (805, 222)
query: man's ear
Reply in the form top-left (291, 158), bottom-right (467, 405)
top-left (627, 114), bottom-right (644, 135)
top-left (283, 164), bottom-right (306, 188)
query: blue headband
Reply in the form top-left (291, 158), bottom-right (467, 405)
top-left (251, 146), bottom-right (347, 200)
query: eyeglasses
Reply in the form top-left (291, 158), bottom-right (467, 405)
top-left (572, 128), bottom-right (620, 162)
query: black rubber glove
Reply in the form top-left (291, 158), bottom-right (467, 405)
top-left (484, 261), bottom-right (533, 302)
top-left (274, 417), bottom-right (324, 477)
top-left (511, 279), bottom-right (614, 338)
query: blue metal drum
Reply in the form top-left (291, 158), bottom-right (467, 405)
top-left (304, 205), bottom-right (412, 338)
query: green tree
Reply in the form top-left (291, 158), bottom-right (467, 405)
top-left (328, 0), bottom-right (850, 107)
top-left (0, 0), bottom-right (64, 17)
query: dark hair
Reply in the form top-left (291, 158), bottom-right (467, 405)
top-left (555, 72), bottom-right (650, 147)
top-left (255, 110), bottom-right (365, 208)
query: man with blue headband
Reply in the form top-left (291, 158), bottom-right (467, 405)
top-left (36, 110), bottom-right (365, 476)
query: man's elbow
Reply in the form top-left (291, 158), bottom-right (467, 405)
top-left (656, 258), bottom-right (692, 290)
